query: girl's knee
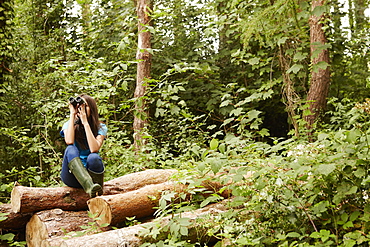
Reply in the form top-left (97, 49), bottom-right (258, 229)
top-left (86, 153), bottom-right (104, 173)
top-left (65, 145), bottom-right (79, 157)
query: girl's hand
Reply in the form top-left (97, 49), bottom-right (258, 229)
top-left (69, 103), bottom-right (77, 116)
top-left (77, 105), bottom-right (88, 126)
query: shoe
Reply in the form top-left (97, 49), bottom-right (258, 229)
top-left (88, 169), bottom-right (104, 196)
top-left (68, 157), bottom-right (102, 198)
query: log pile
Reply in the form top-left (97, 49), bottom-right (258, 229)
top-left (11, 169), bottom-right (177, 213)
top-left (0, 169), bottom-right (232, 247)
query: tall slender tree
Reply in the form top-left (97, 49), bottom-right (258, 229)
top-left (305, 0), bottom-right (330, 131)
top-left (0, 0), bottom-right (14, 90)
top-left (133, 0), bottom-right (152, 149)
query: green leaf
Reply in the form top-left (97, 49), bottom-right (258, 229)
top-left (220, 99), bottom-right (232, 108)
top-left (350, 211), bottom-right (361, 222)
top-left (210, 139), bottom-right (219, 150)
top-left (170, 105), bottom-right (180, 115)
top-left (247, 57), bottom-right (259, 65)
top-left (222, 118), bottom-right (234, 127)
top-left (286, 232), bottom-right (301, 238)
top-left (293, 52), bottom-right (307, 62)
top-left (346, 129), bottom-right (361, 143)
top-left (230, 108), bottom-right (244, 116)
top-left (312, 5), bottom-right (327, 17)
top-left (0, 233), bottom-right (14, 241)
top-left (248, 109), bottom-right (261, 120)
top-left (170, 223), bottom-right (180, 234)
top-left (277, 37), bottom-right (288, 45)
top-left (178, 218), bottom-right (192, 227)
top-left (312, 200), bottom-right (329, 214)
top-left (210, 159), bottom-right (222, 174)
top-left (180, 226), bottom-right (188, 236)
top-left (197, 162), bottom-right (206, 172)
top-left (316, 164), bottom-right (336, 176)
top-left (312, 61), bottom-right (329, 73)
top-left (354, 166), bottom-right (365, 178)
top-left (346, 186), bottom-right (358, 195)
top-left (218, 143), bottom-right (226, 154)
top-left (287, 64), bottom-right (303, 74)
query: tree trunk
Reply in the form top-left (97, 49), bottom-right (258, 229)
top-left (11, 186), bottom-right (90, 214)
top-left (11, 169), bottom-right (177, 213)
top-left (305, 0), bottom-right (330, 132)
top-left (0, 0), bottom-right (14, 89)
top-left (88, 179), bottom-right (230, 227)
top-left (133, 0), bottom-right (152, 150)
top-left (0, 204), bottom-right (32, 230)
top-left (103, 168), bottom-right (177, 194)
top-left (60, 201), bottom-right (229, 247)
top-left (88, 182), bottom-right (184, 227)
top-left (25, 209), bottom-right (96, 247)
top-left (81, 1), bottom-right (92, 33)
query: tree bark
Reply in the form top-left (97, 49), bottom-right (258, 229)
top-left (11, 169), bottom-right (177, 213)
top-left (60, 201), bottom-right (229, 247)
top-left (25, 209), bottom-right (96, 247)
top-left (0, 204), bottom-right (32, 230)
top-left (0, 0), bottom-right (14, 89)
top-left (133, 0), bottom-right (152, 149)
top-left (88, 182), bottom-right (183, 227)
top-left (305, 0), bottom-right (330, 131)
top-left (11, 186), bottom-right (90, 214)
top-left (88, 179), bottom-right (230, 227)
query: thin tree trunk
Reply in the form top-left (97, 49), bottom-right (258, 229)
top-left (0, 0), bottom-right (14, 89)
top-left (81, 1), bottom-right (92, 34)
top-left (133, 0), bottom-right (152, 150)
top-left (305, 0), bottom-right (330, 133)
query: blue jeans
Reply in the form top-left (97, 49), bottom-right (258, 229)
top-left (60, 145), bottom-right (105, 188)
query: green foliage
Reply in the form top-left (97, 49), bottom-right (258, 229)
top-left (0, 212), bottom-right (26, 247)
top-left (137, 99), bottom-right (370, 246)
top-left (63, 211), bottom-right (110, 239)
top-left (1, 0), bottom-right (370, 245)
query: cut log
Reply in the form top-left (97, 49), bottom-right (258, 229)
top-left (88, 182), bottom-right (180, 227)
top-left (11, 169), bottom-right (177, 213)
top-left (103, 168), bottom-right (177, 194)
top-left (88, 179), bottom-right (230, 227)
top-left (0, 203), bottom-right (32, 230)
top-left (11, 186), bottom-right (90, 214)
top-left (25, 208), bottom-right (98, 247)
top-left (60, 201), bottom-right (229, 247)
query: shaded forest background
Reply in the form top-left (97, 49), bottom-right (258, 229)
top-left (1, 0), bottom-right (370, 246)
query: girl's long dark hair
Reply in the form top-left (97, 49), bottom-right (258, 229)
top-left (75, 94), bottom-right (101, 150)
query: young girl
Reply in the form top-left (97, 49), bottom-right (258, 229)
top-left (60, 94), bottom-right (108, 198)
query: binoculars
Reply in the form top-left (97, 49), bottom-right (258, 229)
top-left (69, 96), bottom-right (85, 107)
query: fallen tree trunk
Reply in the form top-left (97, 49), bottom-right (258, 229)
top-left (11, 169), bottom-right (177, 213)
top-left (88, 182), bottom-right (180, 227)
top-left (0, 203), bottom-right (32, 230)
top-left (103, 168), bottom-right (177, 194)
top-left (60, 201), bottom-right (229, 247)
top-left (25, 208), bottom-right (101, 247)
top-left (88, 179), bottom-right (230, 227)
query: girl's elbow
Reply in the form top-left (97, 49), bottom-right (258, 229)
top-left (65, 139), bottom-right (74, 145)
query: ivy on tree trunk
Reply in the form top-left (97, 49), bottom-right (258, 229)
top-left (134, 0), bottom-right (152, 150)
top-left (305, 0), bottom-right (330, 133)
top-left (0, 0), bottom-right (14, 88)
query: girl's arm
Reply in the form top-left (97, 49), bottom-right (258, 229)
top-left (64, 104), bottom-right (77, 145)
top-left (78, 105), bottom-right (105, 153)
